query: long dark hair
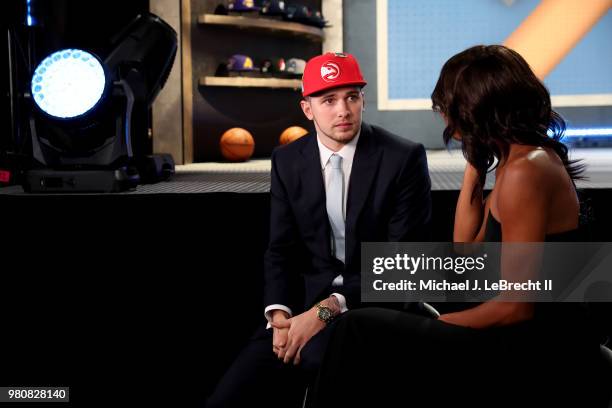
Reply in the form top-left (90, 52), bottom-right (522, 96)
top-left (431, 45), bottom-right (584, 200)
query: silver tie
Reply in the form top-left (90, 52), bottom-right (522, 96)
top-left (326, 154), bottom-right (345, 263)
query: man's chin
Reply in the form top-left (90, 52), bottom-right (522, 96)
top-left (331, 127), bottom-right (358, 142)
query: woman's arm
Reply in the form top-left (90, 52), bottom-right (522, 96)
top-left (453, 163), bottom-right (487, 242)
top-left (438, 302), bottom-right (534, 328)
top-left (440, 159), bottom-right (549, 328)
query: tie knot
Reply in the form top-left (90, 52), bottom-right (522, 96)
top-left (329, 154), bottom-right (342, 169)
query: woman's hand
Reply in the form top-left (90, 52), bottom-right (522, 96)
top-left (454, 162), bottom-right (486, 242)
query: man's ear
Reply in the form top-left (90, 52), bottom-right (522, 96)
top-left (361, 91), bottom-right (366, 112)
top-left (300, 99), bottom-right (314, 120)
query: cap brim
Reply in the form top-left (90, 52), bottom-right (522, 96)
top-left (302, 81), bottom-right (367, 97)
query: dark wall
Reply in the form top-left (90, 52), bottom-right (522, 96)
top-left (191, 0), bottom-right (322, 162)
top-left (3, 188), bottom-right (611, 406)
top-left (1, 192), bottom-right (270, 407)
top-left (28, 0), bottom-right (150, 60)
top-left (3, 1), bottom-right (30, 157)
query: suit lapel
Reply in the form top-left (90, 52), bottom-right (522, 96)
top-left (298, 135), bottom-right (333, 257)
top-left (346, 124), bottom-right (382, 261)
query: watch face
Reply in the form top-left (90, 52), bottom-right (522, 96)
top-left (318, 306), bottom-right (333, 322)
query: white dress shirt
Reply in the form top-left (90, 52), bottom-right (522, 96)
top-left (264, 131), bottom-right (360, 327)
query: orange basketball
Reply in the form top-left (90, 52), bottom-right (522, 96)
top-left (220, 128), bottom-right (255, 161)
top-left (280, 126), bottom-right (308, 145)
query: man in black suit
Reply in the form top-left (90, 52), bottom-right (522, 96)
top-left (206, 52), bottom-right (431, 408)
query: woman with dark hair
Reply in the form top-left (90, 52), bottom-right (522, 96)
top-left (307, 45), bottom-right (605, 407)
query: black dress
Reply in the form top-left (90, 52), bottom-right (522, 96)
top-left (307, 212), bottom-right (606, 408)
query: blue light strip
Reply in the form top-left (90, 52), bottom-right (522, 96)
top-left (26, 0), bottom-right (33, 26)
top-left (564, 128), bottom-right (612, 138)
top-left (548, 128), bottom-right (612, 139)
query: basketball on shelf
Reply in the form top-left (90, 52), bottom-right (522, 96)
top-left (279, 126), bottom-right (308, 145)
top-left (220, 127), bottom-right (255, 162)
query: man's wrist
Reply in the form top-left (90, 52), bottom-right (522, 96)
top-left (327, 296), bottom-right (341, 316)
top-left (317, 296), bottom-right (341, 317)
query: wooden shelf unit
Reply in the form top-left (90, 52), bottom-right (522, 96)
top-left (199, 76), bottom-right (302, 90)
top-left (197, 14), bottom-right (324, 41)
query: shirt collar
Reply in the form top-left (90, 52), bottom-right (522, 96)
top-left (317, 129), bottom-right (361, 170)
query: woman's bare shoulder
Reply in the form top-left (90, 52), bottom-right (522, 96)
top-left (496, 147), bottom-right (554, 217)
top-left (502, 146), bottom-right (560, 185)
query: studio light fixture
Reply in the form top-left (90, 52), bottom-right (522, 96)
top-left (23, 13), bottom-right (177, 193)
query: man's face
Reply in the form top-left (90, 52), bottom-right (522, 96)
top-left (300, 86), bottom-right (364, 148)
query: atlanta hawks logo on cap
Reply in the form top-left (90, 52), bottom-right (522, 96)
top-left (301, 52), bottom-right (367, 97)
top-left (321, 62), bottom-right (340, 82)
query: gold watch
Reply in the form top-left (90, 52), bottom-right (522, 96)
top-left (315, 302), bottom-right (335, 324)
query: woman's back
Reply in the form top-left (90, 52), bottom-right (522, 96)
top-left (488, 144), bottom-right (580, 240)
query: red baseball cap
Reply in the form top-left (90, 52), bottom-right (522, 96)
top-left (301, 52), bottom-right (367, 97)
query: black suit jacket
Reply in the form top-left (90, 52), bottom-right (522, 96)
top-left (264, 123), bottom-right (432, 313)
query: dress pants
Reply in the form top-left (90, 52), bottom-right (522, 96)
top-left (206, 319), bottom-right (339, 408)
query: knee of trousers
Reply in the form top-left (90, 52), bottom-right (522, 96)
top-left (335, 308), bottom-right (396, 341)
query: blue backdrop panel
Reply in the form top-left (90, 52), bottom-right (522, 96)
top-left (387, 0), bottom-right (612, 101)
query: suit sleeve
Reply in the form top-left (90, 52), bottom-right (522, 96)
top-left (263, 149), bottom-right (301, 311)
top-left (388, 143), bottom-right (432, 241)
